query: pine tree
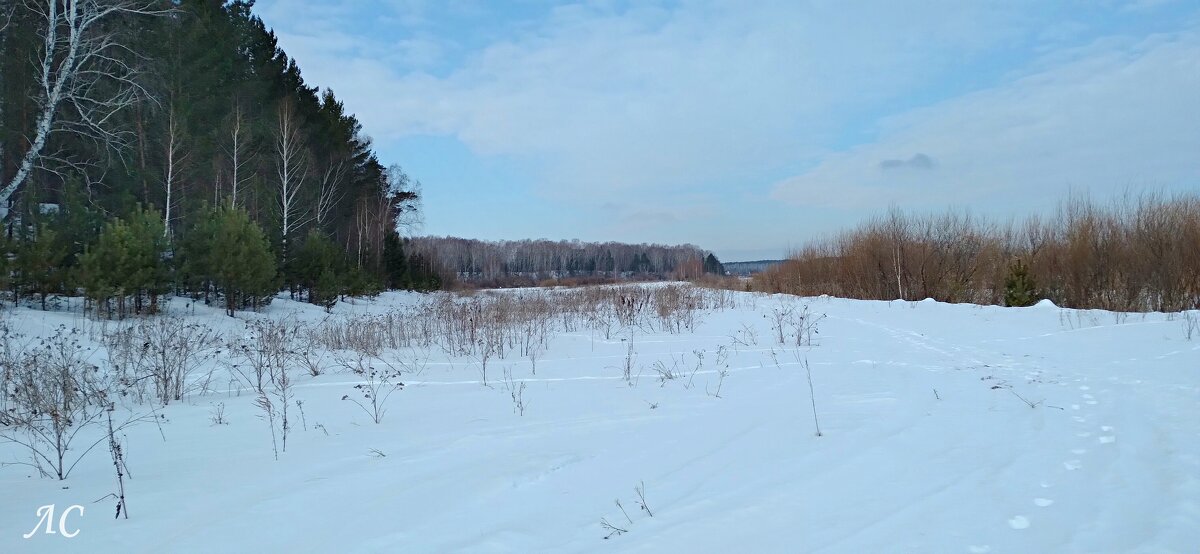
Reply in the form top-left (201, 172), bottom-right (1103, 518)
top-left (703, 253), bottom-right (725, 275)
top-left (295, 229), bottom-right (345, 305)
top-left (314, 267), bottom-right (340, 313)
top-left (382, 231), bottom-right (409, 290)
top-left (209, 207), bottom-right (277, 316)
top-left (1004, 258), bottom-right (1039, 307)
top-left (79, 207), bottom-right (169, 317)
top-left (176, 205), bottom-right (222, 303)
top-left (16, 225), bottom-right (68, 310)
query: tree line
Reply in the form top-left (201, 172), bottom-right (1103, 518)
top-left (0, 0), bottom-right (439, 314)
top-left (409, 237), bottom-right (725, 288)
top-left (752, 192), bottom-right (1200, 312)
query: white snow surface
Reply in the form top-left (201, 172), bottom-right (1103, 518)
top-left (1, 289), bottom-right (1198, 553)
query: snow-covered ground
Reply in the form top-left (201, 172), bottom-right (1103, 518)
top-left (1, 288), bottom-right (1197, 553)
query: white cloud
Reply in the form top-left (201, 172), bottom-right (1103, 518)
top-left (256, 1), bottom-right (1038, 196)
top-left (770, 30), bottom-right (1200, 211)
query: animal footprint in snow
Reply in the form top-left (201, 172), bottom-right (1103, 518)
top-left (1070, 448), bottom-right (1087, 455)
top-left (1063, 460), bottom-right (1082, 471)
top-left (1100, 425), bottom-right (1114, 432)
top-left (1033, 498), bottom-right (1054, 507)
top-left (1098, 436), bottom-right (1116, 444)
top-left (1008, 515), bottom-right (1030, 529)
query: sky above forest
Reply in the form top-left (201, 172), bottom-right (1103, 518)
top-left (254, 0), bottom-right (1200, 261)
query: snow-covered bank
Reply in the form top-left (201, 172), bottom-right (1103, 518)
top-left (2, 290), bottom-right (1197, 553)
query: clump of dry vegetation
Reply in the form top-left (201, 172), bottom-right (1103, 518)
top-left (310, 284), bottom-right (736, 359)
top-left (751, 192), bottom-right (1200, 312)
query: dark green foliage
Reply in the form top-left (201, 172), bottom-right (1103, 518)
top-left (314, 268), bottom-right (340, 312)
top-left (209, 208), bottom-right (278, 316)
top-left (1004, 258), bottom-right (1039, 307)
top-left (15, 225), bottom-right (69, 310)
top-left (703, 253), bottom-right (725, 275)
top-left (79, 207), bottom-right (170, 317)
top-left (382, 231), bottom-right (409, 290)
top-left (383, 232), bottom-right (441, 291)
top-left (0, 0), bottom-right (433, 310)
top-left (344, 265), bottom-right (383, 299)
top-left (175, 204), bottom-right (222, 302)
top-left (295, 230), bottom-right (346, 309)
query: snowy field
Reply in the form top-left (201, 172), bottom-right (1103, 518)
top-left (1, 286), bottom-right (1198, 553)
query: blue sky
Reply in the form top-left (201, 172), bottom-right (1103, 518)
top-left (254, 0), bottom-right (1200, 261)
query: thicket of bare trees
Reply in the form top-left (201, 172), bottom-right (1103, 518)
top-left (753, 192), bottom-right (1200, 312)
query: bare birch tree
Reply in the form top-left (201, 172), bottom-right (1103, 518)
top-left (314, 159), bottom-right (346, 228)
top-left (274, 99), bottom-right (310, 264)
top-left (161, 108), bottom-right (186, 235)
top-left (225, 101), bottom-right (254, 208)
top-left (0, 0), bottom-right (165, 212)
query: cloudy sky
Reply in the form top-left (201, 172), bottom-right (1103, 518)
top-left (254, 0), bottom-right (1199, 261)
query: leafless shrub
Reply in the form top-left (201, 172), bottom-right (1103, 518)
top-left (295, 400), bottom-right (307, 431)
top-left (635, 481), bottom-right (653, 517)
top-left (650, 358), bottom-right (679, 387)
top-left (1183, 311), bottom-right (1198, 340)
top-left (209, 402), bottom-right (228, 425)
top-left (706, 366), bottom-right (729, 399)
top-left (0, 326), bottom-right (140, 480)
top-left (790, 304), bottom-right (826, 347)
top-left (802, 357), bottom-right (822, 437)
top-left (297, 346), bottom-right (327, 377)
top-left (103, 316), bottom-right (221, 405)
top-left (337, 352), bottom-right (405, 424)
top-left (105, 407), bottom-right (130, 519)
top-left (270, 355), bottom-right (294, 454)
top-left (769, 305), bottom-right (794, 344)
top-left (615, 499), bottom-right (634, 525)
top-left (254, 393), bottom-right (279, 460)
top-left (729, 322), bottom-right (758, 348)
top-left (600, 517), bottom-right (628, 539)
top-left (502, 366), bottom-right (528, 416)
top-left (684, 350), bottom-right (704, 390)
top-left (230, 319), bottom-right (300, 395)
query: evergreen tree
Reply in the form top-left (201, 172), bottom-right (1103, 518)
top-left (294, 229), bottom-right (345, 306)
top-left (176, 205), bottom-right (222, 303)
top-left (0, 0), bottom-right (430, 303)
top-left (1004, 258), bottom-right (1039, 307)
top-left (79, 207), bottom-right (169, 317)
top-left (209, 207), bottom-right (277, 316)
top-left (15, 225), bottom-right (68, 310)
top-left (382, 231), bottom-right (409, 289)
top-left (314, 267), bottom-right (340, 313)
top-left (703, 253), bottom-right (725, 275)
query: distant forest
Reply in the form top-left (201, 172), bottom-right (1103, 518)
top-left (723, 260), bottom-right (784, 276)
top-left (0, 0), bottom-right (439, 316)
top-left (410, 237), bottom-right (725, 287)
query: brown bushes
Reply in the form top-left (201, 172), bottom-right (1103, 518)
top-left (752, 192), bottom-right (1200, 312)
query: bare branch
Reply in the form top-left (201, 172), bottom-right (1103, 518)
top-left (0, 0), bottom-right (168, 212)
